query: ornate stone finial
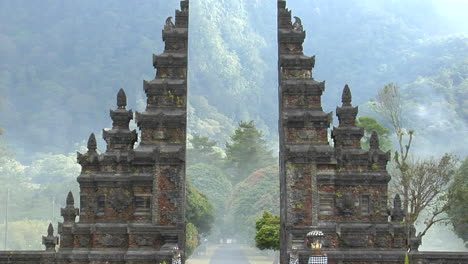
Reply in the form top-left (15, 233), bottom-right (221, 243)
top-left (47, 223), bottom-right (54, 236)
top-left (369, 131), bottom-right (380, 149)
top-left (292, 16), bottom-right (303, 31)
top-left (87, 133), bottom-right (97, 152)
top-left (117, 88), bottom-right (127, 109)
top-left (181, 0), bottom-right (189, 11)
top-left (61, 192), bottom-right (79, 223)
top-left (165, 17), bottom-right (175, 30)
top-left (342, 84), bottom-right (352, 106)
top-left (43, 223), bottom-right (58, 251)
top-left (66, 191), bottom-right (74, 208)
top-left (391, 194), bottom-right (404, 222)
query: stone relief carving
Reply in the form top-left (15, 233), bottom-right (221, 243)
top-left (136, 237), bottom-right (154, 247)
top-left (108, 189), bottom-right (133, 213)
top-left (101, 235), bottom-right (125, 247)
top-left (337, 192), bottom-right (355, 216)
top-left (79, 237), bottom-right (90, 247)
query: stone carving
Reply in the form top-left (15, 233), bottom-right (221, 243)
top-left (136, 237), bottom-right (154, 247)
top-left (341, 84), bottom-right (352, 106)
top-left (340, 236), bottom-right (368, 248)
top-left (79, 237), bottom-right (90, 247)
top-left (108, 189), bottom-right (132, 213)
top-left (42, 223), bottom-right (58, 251)
top-left (292, 16), bottom-right (303, 31)
top-left (87, 133), bottom-right (97, 152)
top-left (375, 237), bottom-right (389, 248)
top-left (117, 88), bottom-right (127, 109)
top-left (393, 238), bottom-right (405, 248)
top-left (101, 235), bottom-right (125, 247)
top-left (165, 17), bottom-right (175, 30)
top-left (391, 194), bottom-right (404, 222)
top-left (370, 131), bottom-right (380, 150)
top-left (337, 193), bottom-right (355, 216)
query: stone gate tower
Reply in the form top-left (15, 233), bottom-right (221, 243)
top-left (278, 1), bottom-right (417, 263)
top-left (57, 0), bottom-right (189, 263)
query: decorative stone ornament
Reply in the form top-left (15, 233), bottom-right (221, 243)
top-left (292, 16), bottom-right (303, 32)
top-left (108, 188), bottom-right (132, 213)
top-left (341, 84), bottom-right (352, 106)
top-left (61, 191), bottom-right (79, 223)
top-left (370, 131), bottom-right (380, 150)
top-left (117, 88), bottom-right (127, 109)
top-left (337, 193), bottom-right (355, 217)
top-left (42, 223), bottom-right (58, 251)
top-left (391, 194), bottom-right (404, 222)
top-left (87, 133), bottom-right (97, 152)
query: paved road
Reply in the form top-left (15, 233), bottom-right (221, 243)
top-left (209, 244), bottom-right (251, 264)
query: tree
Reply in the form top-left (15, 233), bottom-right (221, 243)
top-left (225, 121), bottom-right (275, 184)
top-left (255, 211), bottom-right (280, 251)
top-left (187, 134), bottom-right (223, 165)
top-left (448, 156), bottom-right (468, 246)
top-left (186, 184), bottom-right (215, 237)
top-left (372, 83), bottom-right (460, 244)
top-left (187, 163), bottom-right (232, 240)
top-left (187, 163), bottom-right (231, 213)
top-left (226, 166), bottom-right (279, 242)
top-left (356, 116), bottom-right (392, 152)
top-left (185, 222), bottom-right (199, 259)
top-left (403, 154), bottom-right (459, 240)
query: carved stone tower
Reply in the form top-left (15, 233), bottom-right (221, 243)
top-left (56, 1), bottom-right (189, 263)
top-left (278, 1), bottom-right (416, 263)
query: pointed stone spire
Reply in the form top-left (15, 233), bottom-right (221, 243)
top-left (66, 191), bottom-right (74, 208)
top-left (62, 191), bottom-right (79, 223)
top-left (342, 84), bottom-right (352, 106)
top-left (43, 223), bottom-right (58, 251)
top-left (47, 223), bottom-right (54, 236)
top-left (117, 88), bottom-right (127, 109)
top-left (87, 133), bottom-right (97, 152)
top-left (369, 131), bottom-right (380, 150)
top-left (391, 194), bottom-right (404, 222)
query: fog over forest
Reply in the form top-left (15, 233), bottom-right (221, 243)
top-left (0, 0), bottom-right (467, 252)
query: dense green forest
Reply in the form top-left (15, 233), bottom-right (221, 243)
top-left (0, 0), bottom-right (467, 251)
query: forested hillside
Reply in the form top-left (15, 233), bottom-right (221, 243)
top-left (0, 0), bottom-right (467, 251)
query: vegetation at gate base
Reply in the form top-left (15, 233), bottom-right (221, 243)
top-left (227, 165), bottom-right (279, 242)
top-left (255, 211), bottom-right (280, 251)
top-left (185, 222), bottom-right (199, 259)
top-left (448, 156), bottom-right (468, 246)
top-left (186, 183), bottom-right (215, 237)
top-left (225, 121), bottom-right (276, 184)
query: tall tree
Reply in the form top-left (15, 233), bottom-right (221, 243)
top-left (187, 134), bottom-right (223, 166)
top-left (225, 121), bottom-right (275, 184)
top-left (372, 83), bottom-right (460, 244)
top-left (448, 156), bottom-right (468, 246)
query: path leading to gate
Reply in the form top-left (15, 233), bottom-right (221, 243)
top-left (209, 244), bottom-right (250, 264)
top-left (186, 243), bottom-right (274, 264)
